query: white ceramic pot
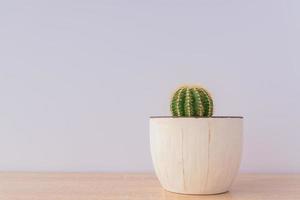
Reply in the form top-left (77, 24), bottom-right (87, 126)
top-left (150, 117), bottom-right (243, 195)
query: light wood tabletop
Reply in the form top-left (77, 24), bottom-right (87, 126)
top-left (0, 173), bottom-right (299, 200)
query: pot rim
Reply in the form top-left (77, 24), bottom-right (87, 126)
top-left (150, 116), bottom-right (243, 119)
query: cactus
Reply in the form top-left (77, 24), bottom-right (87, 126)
top-left (170, 86), bottom-right (213, 117)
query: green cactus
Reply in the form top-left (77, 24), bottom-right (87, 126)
top-left (170, 86), bottom-right (213, 117)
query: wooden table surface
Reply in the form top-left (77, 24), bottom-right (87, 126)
top-left (0, 173), bottom-right (299, 200)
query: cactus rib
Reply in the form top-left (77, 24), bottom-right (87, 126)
top-left (170, 85), bottom-right (213, 117)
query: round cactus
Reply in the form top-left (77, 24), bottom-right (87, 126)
top-left (170, 86), bottom-right (214, 117)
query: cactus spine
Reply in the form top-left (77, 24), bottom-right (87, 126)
top-left (171, 86), bottom-right (213, 117)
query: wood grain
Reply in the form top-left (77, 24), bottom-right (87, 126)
top-left (0, 173), bottom-right (299, 200)
top-left (150, 118), bottom-right (243, 194)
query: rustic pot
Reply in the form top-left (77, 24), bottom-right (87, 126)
top-left (150, 117), bottom-right (243, 195)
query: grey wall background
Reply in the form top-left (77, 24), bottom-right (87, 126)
top-left (0, 0), bottom-right (299, 172)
